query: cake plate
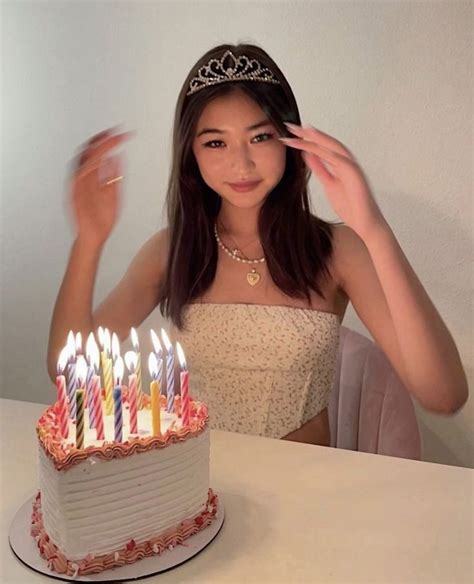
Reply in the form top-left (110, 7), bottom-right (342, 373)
top-left (9, 494), bottom-right (225, 582)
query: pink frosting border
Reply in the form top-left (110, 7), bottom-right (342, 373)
top-left (37, 393), bottom-right (209, 471)
top-left (31, 489), bottom-right (219, 577)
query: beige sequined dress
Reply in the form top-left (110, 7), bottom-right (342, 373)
top-left (172, 303), bottom-right (340, 439)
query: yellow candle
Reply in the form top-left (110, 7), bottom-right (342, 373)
top-left (150, 380), bottom-right (161, 436)
top-left (103, 356), bottom-right (113, 416)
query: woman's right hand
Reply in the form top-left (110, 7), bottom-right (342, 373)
top-left (70, 127), bottom-right (134, 247)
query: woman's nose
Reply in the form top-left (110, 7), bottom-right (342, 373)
top-left (230, 146), bottom-right (256, 172)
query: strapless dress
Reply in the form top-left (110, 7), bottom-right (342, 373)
top-left (172, 303), bottom-right (340, 439)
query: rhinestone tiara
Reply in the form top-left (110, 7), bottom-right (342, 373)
top-left (186, 50), bottom-right (281, 96)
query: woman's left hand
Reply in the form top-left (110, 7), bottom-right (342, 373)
top-left (279, 123), bottom-right (387, 240)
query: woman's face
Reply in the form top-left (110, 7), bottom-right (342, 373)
top-left (192, 90), bottom-right (286, 211)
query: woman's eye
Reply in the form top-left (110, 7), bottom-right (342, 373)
top-left (203, 132), bottom-right (274, 149)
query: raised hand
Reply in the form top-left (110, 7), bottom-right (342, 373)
top-left (279, 123), bottom-right (387, 241)
top-left (69, 127), bottom-right (134, 247)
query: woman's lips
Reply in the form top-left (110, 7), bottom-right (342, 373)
top-left (228, 180), bottom-right (262, 192)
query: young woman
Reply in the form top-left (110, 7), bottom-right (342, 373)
top-left (47, 43), bottom-right (468, 446)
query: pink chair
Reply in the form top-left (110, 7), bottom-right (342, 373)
top-left (328, 326), bottom-right (422, 460)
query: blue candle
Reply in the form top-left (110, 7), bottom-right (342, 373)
top-left (113, 387), bottom-right (123, 442)
top-left (161, 329), bottom-right (175, 413)
top-left (66, 361), bottom-right (77, 419)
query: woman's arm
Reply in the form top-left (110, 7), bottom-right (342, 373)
top-left (47, 230), bottom-right (167, 382)
top-left (333, 223), bottom-right (468, 414)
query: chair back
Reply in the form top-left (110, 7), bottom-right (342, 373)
top-left (328, 326), bottom-right (422, 460)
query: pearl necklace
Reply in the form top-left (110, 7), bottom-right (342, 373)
top-left (214, 223), bottom-right (265, 286)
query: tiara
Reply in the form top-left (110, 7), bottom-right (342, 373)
top-left (186, 50), bottom-right (281, 96)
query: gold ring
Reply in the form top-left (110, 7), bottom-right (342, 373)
top-left (105, 175), bottom-right (123, 186)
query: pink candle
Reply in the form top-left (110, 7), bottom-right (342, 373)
top-left (92, 376), bottom-right (104, 440)
top-left (176, 342), bottom-right (191, 427)
top-left (180, 370), bottom-right (190, 426)
top-left (128, 373), bottom-right (138, 434)
top-left (55, 374), bottom-right (69, 439)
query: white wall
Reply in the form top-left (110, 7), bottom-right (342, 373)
top-left (1, 1), bottom-right (472, 468)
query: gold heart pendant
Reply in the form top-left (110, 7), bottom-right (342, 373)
top-left (247, 270), bottom-right (260, 286)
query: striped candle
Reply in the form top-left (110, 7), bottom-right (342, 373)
top-left (128, 373), bottom-right (138, 434)
top-left (161, 330), bottom-right (175, 414)
top-left (66, 362), bottom-right (77, 419)
top-left (180, 370), bottom-right (190, 426)
top-left (92, 378), bottom-right (104, 440)
top-left (150, 329), bottom-right (163, 393)
top-left (156, 356), bottom-right (163, 392)
top-left (166, 354), bottom-right (174, 413)
top-left (103, 356), bottom-right (113, 416)
top-left (176, 343), bottom-right (190, 426)
top-left (113, 357), bottom-right (124, 442)
top-left (55, 374), bottom-right (69, 439)
top-left (85, 363), bottom-right (95, 426)
top-left (113, 387), bottom-right (123, 442)
top-left (76, 389), bottom-right (85, 449)
top-left (86, 332), bottom-right (100, 429)
top-left (136, 353), bottom-right (144, 410)
top-left (131, 328), bottom-right (143, 410)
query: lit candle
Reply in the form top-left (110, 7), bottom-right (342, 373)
top-left (102, 329), bottom-right (113, 416)
top-left (176, 342), bottom-right (191, 427)
top-left (85, 333), bottom-right (99, 428)
top-left (66, 331), bottom-right (77, 419)
top-left (55, 347), bottom-right (69, 439)
top-left (113, 357), bottom-right (124, 442)
top-left (111, 332), bottom-right (121, 362)
top-left (124, 351), bottom-right (138, 434)
top-left (148, 353), bottom-right (161, 436)
top-left (75, 332), bottom-right (83, 356)
top-left (161, 329), bottom-right (175, 414)
top-left (150, 329), bottom-right (164, 390)
top-left (76, 357), bottom-right (87, 450)
top-left (131, 328), bottom-right (144, 410)
top-left (92, 375), bottom-right (104, 440)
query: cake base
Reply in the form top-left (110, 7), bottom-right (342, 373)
top-left (9, 494), bottom-right (225, 582)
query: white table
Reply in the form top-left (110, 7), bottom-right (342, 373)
top-left (1, 398), bottom-right (472, 583)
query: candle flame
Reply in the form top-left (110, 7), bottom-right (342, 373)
top-left (113, 356), bottom-right (124, 385)
top-left (97, 326), bottom-right (104, 348)
top-left (111, 332), bottom-right (121, 361)
top-left (160, 328), bottom-right (172, 353)
top-left (124, 350), bottom-right (138, 373)
top-left (176, 342), bottom-right (187, 370)
top-left (57, 347), bottom-right (69, 375)
top-left (131, 327), bottom-right (139, 350)
top-left (103, 328), bottom-right (111, 355)
top-left (86, 333), bottom-right (100, 371)
top-left (76, 356), bottom-right (88, 388)
top-left (67, 331), bottom-right (76, 360)
top-left (75, 332), bottom-right (82, 353)
top-left (148, 352), bottom-right (158, 379)
top-left (150, 329), bottom-right (162, 355)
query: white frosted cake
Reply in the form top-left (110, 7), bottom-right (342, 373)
top-left (31, 392), bottom-right (218, 577)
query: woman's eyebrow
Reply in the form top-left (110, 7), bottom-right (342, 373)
top-left (196, 118), bottom-right (272, 138)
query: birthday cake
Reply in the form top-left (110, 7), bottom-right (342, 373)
top-left (31, 329), bottom-right (218, 578)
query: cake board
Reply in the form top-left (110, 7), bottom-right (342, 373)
top-left (9, 494), bottom-right (225, 582)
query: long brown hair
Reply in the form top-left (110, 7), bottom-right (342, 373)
top-left (158, 43), bottom-right (339, 329)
